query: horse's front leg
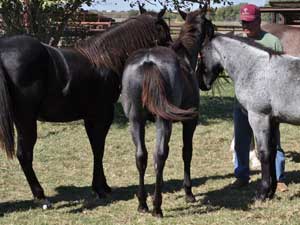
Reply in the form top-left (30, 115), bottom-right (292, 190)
top-left (269, 122), bottom-right (279, 195)
top-left (84, 108), bottom-right (113, 198)
top-left (248, 112), bottom-right (276, 200)
top-left (129, 117), bottom-right (148, 213)
top-left (152, 118), bottom-right (172, 218)
top-left (182, 119), bottom-right (197, 203)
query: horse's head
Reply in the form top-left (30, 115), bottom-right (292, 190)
top-left (175, 5), bottom-right (214, 71)
top-left (139, 5), bottom-right (172, 46)
top-left (178, 4), bottom-right (214, 50)
top-left (198, 36), bottom-right (224, 91)
top-left (154, 8), bottom-right (172, 46)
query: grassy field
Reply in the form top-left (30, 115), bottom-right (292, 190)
top-left (1, 81), bottom-right (300, 225)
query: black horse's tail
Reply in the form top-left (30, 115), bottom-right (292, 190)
top-left (0, 60), bottom-right (15, 159)
top-left (141, 61), bottom-right (198, 121)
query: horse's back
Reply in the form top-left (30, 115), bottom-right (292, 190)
top-left (262, 24), bottom-right (300, 56)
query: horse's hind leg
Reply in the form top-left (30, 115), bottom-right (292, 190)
top-left (84, 115), bottom-right (113, 198)
top-left (152, 118), bottom-right (172, 218)
top-left (182, 119), bottom-right (197, 203)
top-left (129, 116), bottom-right (148, 213)
top-left (16, 119), bottom-right (50, 208)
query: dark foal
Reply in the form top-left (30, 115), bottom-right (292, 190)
top-left (121, 6), bottom-right (214, 217)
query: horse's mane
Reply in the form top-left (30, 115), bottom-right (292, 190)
top-left (218, 33), bottom-right (283, 56)
top-left (75, 14), bottom-right (160, 74)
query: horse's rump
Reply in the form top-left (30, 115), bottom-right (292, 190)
top-left (141, 61), bottom-right (197, 121)
top-left (262, 24), bottom-right (300, 56)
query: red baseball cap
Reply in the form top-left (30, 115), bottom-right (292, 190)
top-left (240, 4), bottom-right (260, 22)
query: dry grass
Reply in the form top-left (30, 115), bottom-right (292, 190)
top-left (1, 82), bottom-right (300, 224)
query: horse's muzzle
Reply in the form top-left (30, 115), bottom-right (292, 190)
top-left (199, 82), bottom-right (211, 91)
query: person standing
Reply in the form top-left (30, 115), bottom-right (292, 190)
top-left (231, 3), bottom-right (288, 192)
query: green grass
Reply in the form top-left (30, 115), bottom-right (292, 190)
top-left (1, 81), bottom-right (300, 224)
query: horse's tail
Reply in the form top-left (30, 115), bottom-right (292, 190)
top-left (0, 60), bottom-right (15, 159)
top-left (141, 61), bottom-right (198, 121)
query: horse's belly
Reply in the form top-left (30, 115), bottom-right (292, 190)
top-left (275, 108), bottom-right (300, 125)
top-left (38, 100), bottom-right (82, 122)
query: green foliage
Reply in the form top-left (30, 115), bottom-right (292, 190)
top-left (0, 0), bottom-right (234, 44)
top-left (210, 2), bottom-right (272, 22)
top-left (0, 1), bottom-right (25, 34)
top-left (123, 0), bottom-right (233, 10)
top-left (0, 0), bottom-right (94, 45)
top-left (210, 3), bottom-right (243, 21)
top-left (127, 9), bottom-right (139, 17)
top-left (270, 0), bottom-right (300, 2)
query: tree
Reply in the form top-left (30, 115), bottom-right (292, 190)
top-left (0, 0), bottom-right (94, 45)
top-left (211, 3), bottom-right (242, 21)
top-left (0, 0), bottom-right (233, 45)
top-left (123, 0), bottom-right (233, 10)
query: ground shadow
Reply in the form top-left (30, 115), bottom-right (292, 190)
top-left (0, 173), bottom-right (235, 215)
top-left (286, 151), bottom-right (300, 163)
top-left (3, 170), bottom-right (299, 216)
top-left (285, 170), bottom-right (300, 185)
top-left (194, 170), bottom-right (300, 214)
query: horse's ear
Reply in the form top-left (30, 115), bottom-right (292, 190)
top-left (178, 9), bottom-right (187, 20)
top-left (158, 7), bottom-right (167, 18)
top-left (202, 3), bottom-right (208, 13)
top-left (207, 20), bottom-right (215, 40)
top-left (138, 2), bottom-right (147, 14)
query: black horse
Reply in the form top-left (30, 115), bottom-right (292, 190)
top-left (0, 8), bottom-right (171, 208)
top-left (121, 6), bottom-right (214, 217)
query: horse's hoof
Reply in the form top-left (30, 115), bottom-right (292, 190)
top-left (138, 204), bottom-right (149, 213)
top-left (255, 187), bottom-right (275, 201)
top-left (152, 209), bottom-right (163, 218)
top-left (93, 185), bottom-right (113, 199)
top-left (255, 191), bottom-right (268, 201)
top-left (185, 194), bottom-right (196, 203)
top-left (42, 200), bottom-right (52, 210)
top-left (267, 190), bottom-right (276, 199)
top-left (34, 198), bottom-right (52, 210)
top-left (104, 184), bottom-right (112, 193)
top-left (95, 191), bottom-right (111, 199)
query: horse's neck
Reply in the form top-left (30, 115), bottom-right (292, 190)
top-left (187, 48), bottom-right (199, 70)
top-left (215, 37), bottom-right (267, 81)
top-left (174, 41), bottom-right (199, 70)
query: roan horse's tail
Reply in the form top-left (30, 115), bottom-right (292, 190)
top-left (141, 61), bottom-right (198, 121)
top-left (0, 60), bottom-right (15, 159)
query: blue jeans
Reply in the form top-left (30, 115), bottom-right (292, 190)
top-left (233, 100), bottom-right (285, 182)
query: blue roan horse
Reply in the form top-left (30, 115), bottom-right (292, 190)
top-left (0, 8), bottom-right (171, 208)
top-left (199, 33), bottom-right (300, 200)
top-left (121, 6), bottom-right (214, 217)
